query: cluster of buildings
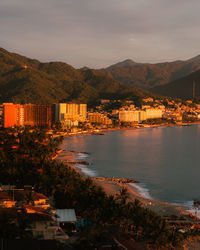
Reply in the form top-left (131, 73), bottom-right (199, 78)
top-left (2, 97), bottom-right (200, 129)
top-left (119, 105), bottom-right (163, 123)
top-left (0, 186), bottom-right (77, 242)
top-left (0, 103), bottom-right (87, 128)
top-left (0, 103), bottom-right (53, 128)
top-left (0, 103), bottom-right (113, 129)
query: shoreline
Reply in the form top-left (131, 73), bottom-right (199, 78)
top-left (56, 120), bottom-right (200, 138)
top-left (55, 122), bottom-right (200, 221)
top-left (55, 148), bottom-right (197, 220)
top-left (92, 178), bottom-right (193, 218)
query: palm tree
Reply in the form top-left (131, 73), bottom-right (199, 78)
top-left (24, 191), bottom-right (36, 205)
top-left (116, 187), bottom-right (129, 206)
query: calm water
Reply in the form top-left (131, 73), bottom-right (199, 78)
top-left (61, 125), bottom-right (200, 207)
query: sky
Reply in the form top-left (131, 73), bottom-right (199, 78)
top-left (1, 0), bottom-right (200, 68)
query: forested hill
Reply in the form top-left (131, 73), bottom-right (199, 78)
top-left (101, 57), bottom-right (200, 89)
top-left (0, 48), bottom-right (149, 105)
top-left (150, 69), bottom-right (200, 99)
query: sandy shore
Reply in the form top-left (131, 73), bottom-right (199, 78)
top-left (55, 149), bottom-right (84, 175)
top-left (55, 122), bottom-right (200, 219)
top-left (55, 148), bottom-right (194, 219)
top-left (93, 179), bottom-right (191, 218)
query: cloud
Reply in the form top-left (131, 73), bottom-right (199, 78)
top-left (1, 0), bottom-right (200, 67)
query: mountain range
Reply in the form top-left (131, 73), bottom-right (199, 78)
top-left (0, 48), bottom-right (149, 105)
top-left (151, 69), bottom-right (200, 99)
top-left (102, 57), bottom-right (200, 90)
top-left (1, 47), bottom-right (200, 103)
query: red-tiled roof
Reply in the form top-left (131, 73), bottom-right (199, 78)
top-left (24, 205), bottom-right (50, 215)
top-left (6, 190), bottom-right (48, 201)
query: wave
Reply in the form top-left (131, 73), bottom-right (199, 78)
top-left (74, 152), bottom-right (97, 177)
top-left (75, 164), bottom-right (97, 177)
top-left (128, 183), bottom-right (153, 200)
top-left (186, 207), bottom-right (200, 218)
top-left (172, 200), bottom-right (200, 218)
top-left (76, 153), bottom-right (89, 159)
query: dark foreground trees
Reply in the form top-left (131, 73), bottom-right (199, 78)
top-left (0, 128), bottom-right (184, 248)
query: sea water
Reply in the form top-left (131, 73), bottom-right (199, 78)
top-left (61, 125), bottom-right (200, 210)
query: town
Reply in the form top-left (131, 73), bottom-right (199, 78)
top-left (1, 125), bottom-right (200, 250)
top-left (1, 99), bottom-right (200, 248)
top-left (1, 97), bottom-right (200, 131)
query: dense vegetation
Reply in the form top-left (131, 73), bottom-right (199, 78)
top-left (102, 57), bottom-right (200, 89)
top-left (0, 48), bottom-right (149, 106)
top-left (151, 69), bottom-right (200, 99)
top-left (0, 128), bottom-right (186, 248)
top-left (2, 48), bottom-right (200, 104)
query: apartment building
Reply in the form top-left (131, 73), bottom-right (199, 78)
top-left (54, 103), bottom-right (87, 125)
top-left (88, 112), bottom-right (112, 125)
top-left (24, 104), bottom-right (52, 127)
top-left (119, 107), bottom-right (163, 123)
top-left (3, 103), bottom-right (24, 128)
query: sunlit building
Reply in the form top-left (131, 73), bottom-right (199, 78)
top-left (119, 108), bottom-right (162, 123)
top-left (88, 112), bottom-right (112, 125)
top-left (54, 103), bottom-right (87, 125)
top-left (3, 103), bottom-right (24, 128)
top-left (24, 104), bottom-right (52, 127)
top-left (119, 110), bottom-right (141, 123)
top-left (54, 103), bottom-right (67, 122)
top-left (145, 108), bottom-right (162, 120)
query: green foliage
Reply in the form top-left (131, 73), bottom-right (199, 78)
top-left (0, 48), bottom-right (149, 106)
top-left (102, 58), bottom-right (200, 90)
top-left (151, 69), bottom-right (200, 99)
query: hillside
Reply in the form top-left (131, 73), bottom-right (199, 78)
top-left (0, 48), bottom-right (149, 105)
top-left (102, 57), bottom-right (200, 89)
top-left (150, 70), bottom-right (200, 99)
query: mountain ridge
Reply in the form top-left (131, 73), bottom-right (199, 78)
top-left (0, 48), bottom-right (149, 105)
top-left (150, 70), bottom-right (200, 99)
top-left (101, 56), bottom-right (200, 89)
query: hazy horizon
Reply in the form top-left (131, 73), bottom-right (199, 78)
top-left (1, 0), bottom-right (200, 68)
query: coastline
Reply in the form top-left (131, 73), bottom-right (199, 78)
top-left (56, 120), bottom-right (200, 139)
top-left (92, 178), bottom-right (192, 218)
top-left (55, 145), bottom-right (196, 220)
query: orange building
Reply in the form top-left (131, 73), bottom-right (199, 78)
top-left (3, 103), bottom-right (24, 128)
top-left (3, 103), bottom-right (52, 128)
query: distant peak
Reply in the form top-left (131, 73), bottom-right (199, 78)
top-left (80, 66), bottom-right (90, 71)
top-left (109, 59), bottom-right (138, 68)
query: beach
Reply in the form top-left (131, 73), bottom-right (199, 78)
top-left (55, 145), bottom-right (194, 219)
top-left (93, 178), bottom-right (190, 217)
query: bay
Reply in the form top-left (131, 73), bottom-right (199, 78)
top-left (61, 125), bottom-right (200, 207)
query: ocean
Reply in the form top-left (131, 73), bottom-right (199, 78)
top-left (60, 125), bottom-right (200, 211)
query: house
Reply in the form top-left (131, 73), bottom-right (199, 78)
top-left (25, 206), bottom-right (69, 241)
top-left (0, 191), bottom-right (16, 208)
top-left (56, 209), bottom-right (77, 234)
top-left (0, 189), bottom-right (50, 209)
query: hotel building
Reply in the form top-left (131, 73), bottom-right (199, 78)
top-left (54, 103), bottom-right (87, 125)
top-left (88, 112), bottom-right (112, 125)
